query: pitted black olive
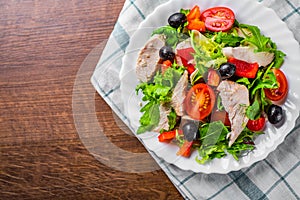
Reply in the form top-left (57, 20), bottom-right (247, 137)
top-left (218, 62), bottom-right (236, 79)
top-left (267, 104), bottom-right (284, 125)
top-left (168, 13), bottom-right (187, 29)
top-left (182, 122), bottom-right (199, 142)
top-left (159, 46), bottom-right (175, 61)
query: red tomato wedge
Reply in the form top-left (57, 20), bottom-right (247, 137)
top-left (247, 116), bottom-right (266, 132)
top-left (264, 69), bottom-right (288, 103)
top-left (184, 83), bottom-right (216, 120)
top-left (176, 140), bottom-right (193, 157)
top-left (176, 47), bottom-right (196, 74)
top-left (228, 57), bottom-right (259, 78)
top-left (200, 7), bottom-right (235, 32)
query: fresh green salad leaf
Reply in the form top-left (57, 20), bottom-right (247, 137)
top-left (246, 100), bottom-right (261, 120)
top-left (137, 102), bottom-right (160, 134)
top-left (190, 31), bottom-right (227, 81)
top-left (196, 121), bottom-right (259, 164)
top-left (154, 65), bottom-right (185, 88)
top-left (180, 8), bottom-right (190, 15)
top-left (136, 66), bottom-right (184, 134)
top-left (152, 26), bottom-right (188, 47)
top-left (237, 64), bottom-right (278, 118)
top-left (136, 83), bottom-right (172, 103)
top-left (167, 109), bottom-right (177, 131)
top-left (239, 24), bottom-right (273, 52)
top-left (239, 24), bottom-right (286, 68)
top-left (205, 31), bottom-right (244, 47)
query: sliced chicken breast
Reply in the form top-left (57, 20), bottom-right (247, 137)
top-left (136, 34), bottom-right (165, 82)
top-left (222, 46), bottom-right (274, 67)
top-left (217, 80), bottom-right (250, 147)
top-left (153, 104), bottom-right (170, 132)
top-left (171, 70), bottom-right (188, 116)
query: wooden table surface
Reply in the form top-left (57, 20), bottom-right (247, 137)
top-left (0, 0), bottom-right (182, 199)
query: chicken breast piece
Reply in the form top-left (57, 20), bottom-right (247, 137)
top-left (136, 34), bottom-right (165, 82)
top-left (153, 104), bottom-right (170, 132)
top-left (217, 80), bottom-right (250, 147)
top-left (222, 46), bottom-right (274, 67)
top-left (171, 70), bottom-right (188, 116)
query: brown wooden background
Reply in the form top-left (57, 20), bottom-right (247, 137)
top-left (0, 0), bottom-right (182, 199)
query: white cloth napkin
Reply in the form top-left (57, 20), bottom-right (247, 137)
top-left (91, 0), bottom-right (300, 199)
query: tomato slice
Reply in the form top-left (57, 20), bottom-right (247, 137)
top-left (228, 57), bottom-right (259, 78)
top-left (247, 116), bottom-right (266, 132)
top-left (264, 69), bottom-right (288, 103)
top-left (184, 83), bottom-right (216, 120)
top-left (176, 47), bottom-right (196, 74)
top-left (176, 140), bottom-right (193, 157)
top-left (200, 7), bottom-right (235, 32)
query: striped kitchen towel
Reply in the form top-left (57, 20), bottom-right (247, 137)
top-left (91, 0), bottom-right (300, 199)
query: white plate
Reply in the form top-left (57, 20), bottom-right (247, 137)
top-left (119, 0), bottom-right (300, 173)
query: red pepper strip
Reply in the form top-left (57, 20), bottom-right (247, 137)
top-left (187, 5), bottom-right (201, 21)
top-left (176, 47), bottom-right (196, 74)
top-left (228, 57), bottom-right (259, 78)
top-left (176, 141), bottom-right (193, 157)
top-left (187, 18), bottom-right (206, 32)
top-left (161, 60), bottom-right (172, 74)
top-left (158, 130), bottom-right (177, 142)
top-left (186, 6), bottom-right (206, 32)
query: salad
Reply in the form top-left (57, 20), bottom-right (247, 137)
top-left (135, 5), bottom-right (287, 164)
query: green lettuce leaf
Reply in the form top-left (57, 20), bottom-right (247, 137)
top-left (136, 66), bottom-right (184, 134)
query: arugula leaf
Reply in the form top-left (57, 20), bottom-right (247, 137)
top-left (239, 24), bottom-right (271, 52)
top-left (196, 121), bottom-right (260, 164)
top-left (239, 24), bottom-right (286, 69)
top-left (246, 100), bottom-right (261, 120)
top-left (237, 64), bottom-right (278, 114)
top-left (205, 31), bottom-right (244, 47)
top-left (196, 121), bottom-right (229, 164)
top-left (152, 26), bottom-right (188, 47)
top-left (200, 121), bottom-right (228, 145)
top-left (227, 128), bottom-right (261, 160)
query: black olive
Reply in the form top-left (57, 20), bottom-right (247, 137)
top-left (159, 46), bottom-right (175, 61)
top-left (218, 62), bottom-right (236, 79)
top-left (267, 104), bottom-right (284, 125)
top-left (168, 13), bottom-right (187, 29)
top-left (182, 122), bottom-right (199, 142)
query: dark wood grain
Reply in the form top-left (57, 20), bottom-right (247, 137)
top-left (0, 1), bottom-right (182, 199)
